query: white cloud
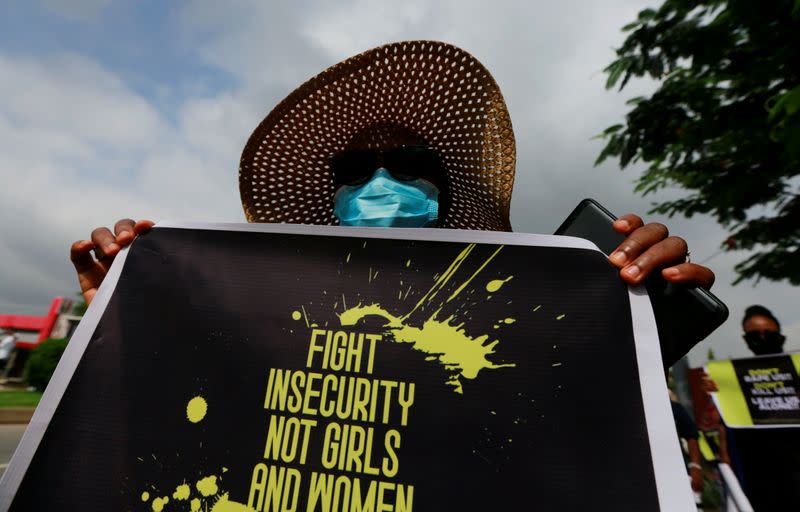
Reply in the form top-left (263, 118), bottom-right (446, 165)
top-left (0, 51), bottom-right (248, 313)
top-left (0, 53), bottom-right (163, 154)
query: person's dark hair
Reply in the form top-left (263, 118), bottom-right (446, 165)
top-left (742, 305), bottom-right (781, 330)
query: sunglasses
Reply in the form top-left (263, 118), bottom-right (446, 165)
top-left (743, 331), bottom-right (785, 344)
top-left (331, 145), bottom-right (447, 188)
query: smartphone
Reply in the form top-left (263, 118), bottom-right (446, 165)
top-left (554, 198), bottom-right (729, 368)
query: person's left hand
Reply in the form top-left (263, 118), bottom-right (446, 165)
top-left (609, 214), bottom-right (715, 289)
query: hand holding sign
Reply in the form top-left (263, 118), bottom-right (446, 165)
top-left (70, 219), bottom-right (154, 304)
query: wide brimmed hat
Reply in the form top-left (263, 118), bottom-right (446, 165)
top-left (239, 40), bottom-right (516, 231)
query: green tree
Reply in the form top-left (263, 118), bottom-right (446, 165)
top-left (597, 0), bottom-right (800, 284)
top-left (24, 338), bottom-right (68, 391)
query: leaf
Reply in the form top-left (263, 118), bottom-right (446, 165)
top-left (605, 61), bottom-right (626, 89)
top-left (638, 8), bottom-right (657, 21)
top-left (709, 9), bottom-right (731, 26)
top-left (622, 21), bottom-right (641, 31)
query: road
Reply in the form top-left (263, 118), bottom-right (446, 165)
top-left (0, 425), bottom-right (26, 477)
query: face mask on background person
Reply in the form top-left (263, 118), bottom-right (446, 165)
top-left (743, 330), bottom-right (786, 355)
top-left (333, 168), bottom-right (439, 228)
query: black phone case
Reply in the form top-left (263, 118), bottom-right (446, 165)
top-left (555, 198), bottom-right (729, 367)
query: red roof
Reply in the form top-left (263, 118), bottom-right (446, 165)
top-left (0, 297), bottom-right (65, 348)
top-left (0, 314), bottom-right (47, 331)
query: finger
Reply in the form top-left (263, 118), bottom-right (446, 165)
top-left (133, 219), bottom-right (155, 235)
top-left (609, 222), bottom-right (670, 268)
top-left (114, 219), bottom-right (136, 244)
top-left (662, 263), bottom-right (716, 289)
top-left (612, 213), bottom-right (644, 235)
top-left (116, 219), bottom-right (155, 245)
top-left (91, 227), bottom-right (119, 261)
top-left (70, 240), bottom-right (97, 273)
top-left (619, 236), bottom-right (687, 284)
top-left (70, 239), bottom-right (106, 305)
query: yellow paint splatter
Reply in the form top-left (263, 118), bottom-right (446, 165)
top-left (291, 311), bottom-right (301, 321)
top-left (403, 244), bottom-right (475, 319)
top-left (556, 314), bottom-right (566, 320)
top-left (191, 498), bottom-right (202, 512)
top-left (186, 396), bottom-right (207, 423)
top-left (152, 496), bottom-right (169, 512)
top-left (346, 252), bottom-right (351, 263)
top-left (552, 362), bottom-right (562, 367)
top-left (339, 304), bottom-right (514, 394)
top-left (173, 483), bottom-right (191, 500)
top-left (197, 475), bottom-right (219, 497)
top-left (406, 259), bottom-right (411, 267)
top-left (486, 275), bottom-right (513, 293)
top-left (447, 246), bottom-right (505, 302)
top-left (503, 318), bottom-right (516, 324)
top-left (141, 491), bottom-right (150, 502)
top-left (301, 305), bottom-right (310, 327)
top-left (533, 305), bottom-right (542, 312)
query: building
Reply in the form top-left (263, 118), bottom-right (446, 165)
top-left (0, 297), bottom-right (82, 381)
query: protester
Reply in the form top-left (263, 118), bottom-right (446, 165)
top-left (70, 41), bottom-right (715, 309)
top-left (725, 305), bottom-right (799, 510)
top-left (741, 304), bottom-right (786, 356)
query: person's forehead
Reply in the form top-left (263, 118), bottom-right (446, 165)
top-left (743, 315), bottom-right (779, 332)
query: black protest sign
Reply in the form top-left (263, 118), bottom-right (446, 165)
top-left (0, 225), bottom-right (690, 511)
top-left (732, 355), bottom-right (800, 425)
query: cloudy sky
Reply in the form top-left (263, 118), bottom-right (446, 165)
top-left (1, 0), bottom-right (798, 364)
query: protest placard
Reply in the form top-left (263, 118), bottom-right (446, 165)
top-left (0, 224), bottom-right (691, 510)
top-left (706, 353), bottom-right (800, 428)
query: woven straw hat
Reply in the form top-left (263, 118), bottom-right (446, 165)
top-left (239, 40), bottom-right (516, 231)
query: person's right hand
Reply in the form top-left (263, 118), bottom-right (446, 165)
top-left (70, 219), bottom-right (154, 305)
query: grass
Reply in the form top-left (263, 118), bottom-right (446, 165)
top-left (0, 390), bottom-right (42, 408)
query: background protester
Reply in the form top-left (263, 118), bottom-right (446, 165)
top-left (722, 306), bottom-right (799, 510)
top-left (741, 304), bottom-right (786, 356)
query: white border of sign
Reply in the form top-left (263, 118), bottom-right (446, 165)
top-left (0, 223), bottom-right (694, 511)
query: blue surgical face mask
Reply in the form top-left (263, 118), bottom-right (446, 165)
top-left (333, 168), bottom-right (439, 227)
